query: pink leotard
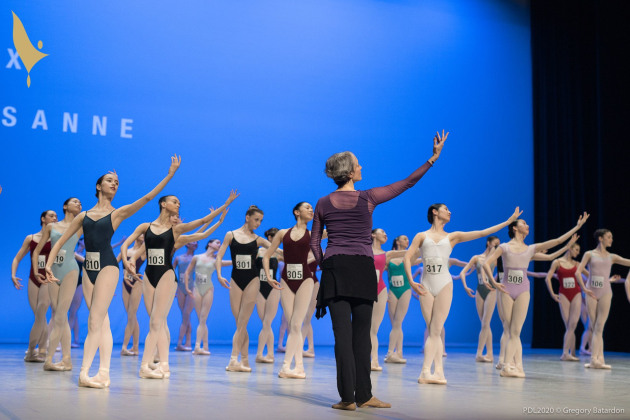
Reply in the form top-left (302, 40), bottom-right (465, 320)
top-left (373, 253), bottom-right (387, 295)
top-left (500, 243), bottom-right (536, 300)
top-left (586, 251), bottom-right (612, 300)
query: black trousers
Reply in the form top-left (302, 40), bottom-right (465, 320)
top-left (328, 297), bottom-right (374, 404)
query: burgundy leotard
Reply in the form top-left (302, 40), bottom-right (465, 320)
top-left (29, 237), bottom-right (51, 288)
top-left (281, 228), bottom-right (313, 294)
top-left (557, 264), bottom-right (581, 302)
top-left (309, 260), bottom-right (318, 283)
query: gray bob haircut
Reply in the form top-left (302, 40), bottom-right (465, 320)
top-left (325, 151), bottom-right (355, 187)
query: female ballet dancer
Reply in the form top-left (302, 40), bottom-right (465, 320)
top-left (481, 213), bottom-right (589, 378)
top-left (459, 236), bottom-right (500, 363)
top-left (32, 198), bottom-right (82, 370)
top-left (12, 209), bottom-right (57, 362)
top-left (184, 230), bottom-right (232, 356)
top-left (263, 202), bottom-right (315, 379)
top-left (216, 205), bottom-right (274, 372)
top-left (120, 234), bottom-right (146, 356)
top-left (255, 227), bottom-right (282, 363)
top-left (122, 192), bottom-right (236, 379)
top-left (310, 131), bottom-right (447, 410)
top-left (301, 259), bottom-right (319, 358)
top-left (544, 241), bottom-right (592, 360)
top-left (404, 205), bottom-right (522, 385)
top-left (45, 155), bottom-right (181, 388)
top-left (384, 234), bottom-right (424, 365)
top-left (370, 229), bottom-right (405, 370)
top-left (575, 229), bottom-right (630, 369)
top-left (174, 241), bottom-right (197, 351)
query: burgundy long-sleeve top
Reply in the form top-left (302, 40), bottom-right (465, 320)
top-left (310, 162), bottom-right (433, 264)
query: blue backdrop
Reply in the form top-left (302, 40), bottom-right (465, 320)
top-left (0, 0), bottom-right (532, 347)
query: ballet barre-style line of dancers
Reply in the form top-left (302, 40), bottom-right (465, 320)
top-left (5, 135), bottom-right (630, 411)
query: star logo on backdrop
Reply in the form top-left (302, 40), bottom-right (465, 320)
top-left (11, 11), bottom-right (48, 87)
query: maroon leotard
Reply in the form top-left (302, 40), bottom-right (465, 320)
top-left (557, 264), bottom-right (581, 302)
top-left (309, 260), bottom-right (318, 283)
top-left (281, 228), bottom-right (313, 294)
top-left (29, 237), bottom-right (51, 288)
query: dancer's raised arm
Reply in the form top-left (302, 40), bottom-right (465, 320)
top-left (112, 155), bottom-right (181, 227)
top-left (449, 207), bottom-right (521, 246)
top-left (534, 213), bottom-right (589, 253)
top-left (175, 190), bottom-right (238, 235)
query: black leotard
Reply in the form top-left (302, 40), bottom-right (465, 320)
top-left (144, 225), bottom-right (176, 288)
top-left (256, 256), bottom-right (278, 300)
top-left (83, 211), bottom-right (118, 284)
top-left (229, 233), bottom-right (259, 290)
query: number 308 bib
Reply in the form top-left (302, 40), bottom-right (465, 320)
top-left (506, 269), bottom-right (524, 285)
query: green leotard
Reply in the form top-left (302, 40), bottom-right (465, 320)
top-left (388, 260), bottom-right (411, 299)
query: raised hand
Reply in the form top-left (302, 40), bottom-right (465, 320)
top-left (508, 207), bottom-right (523, 223)
top-left (168, 154), bottom-right (182, 175)
top-left (219, 208), bottom-right (229, 223)
top-left (225, 190), bottom-right (240, 205)
top-left (576, 212), bottom-right (590, 227)
top-left (568, 234), bottom-right (579, 247)
top-left (433, 130), bottom-right (449, 157)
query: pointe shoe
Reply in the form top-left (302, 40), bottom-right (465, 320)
top-left (277, 346), bottom-right (286, 353)
top-left (139, 364), bottom-right (163, 379)
top-left (43, 360), bottom-right (65, 371)
top-left (175, 344), bottom-right (187, 352)
top-left (24, 351), bottom-right (45, 363)
top-left (387, 354), bottom-right (406, 364)
top-left (199, 349), bottom-right (211, 355)
top-left (500, 365), bottom-right (521, 378)
top-left (332, 401), bottom-right (356, 411)
top-left (495, 362), bottom-right (504, 370)
top-left (121, 348), bottom-right (134, 356)
top-left (93, 369), bottom-right (111, 387)
top-left (130, 348), bottom-right (140, 356)
top-left (57, 359), bottom-right (73, 371)
top-left (560, 354), bottom-right (579, 362)
top-left (79, 368), bottom-right (105, 388)
top-left (238, 363), bottom-right (252, 372)
top-left (157, 363), bottom-right (171, 379)
top-left (192, 348), bottom-right (204, 355)
top-left (302, 351), bottom-right (315, 358)
top-left (371, 363), bottom-right (383, 372)
top-left (226, 358), bottom-right (243, 372)
top-left (476, 355), bottom-right (492, 363)
top-left (255, 355), bottom-right (274, 363)
top-left (148, 362), bottom-right (159, 370)
top-left (241, 358), bottom-right (251, 368)
top-left (585, 361), bottom-right (612, 369)
top-left (358, 396), bottom-right (391, 408)
top-left (278, 366), bottom-right (303, 379)
top-left (579, 349), bottom-right (591, 356)
top-left (71, 342), bottom-right (80, 349)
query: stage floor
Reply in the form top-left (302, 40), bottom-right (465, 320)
top-left (0, 344), bottom-right (628, 420)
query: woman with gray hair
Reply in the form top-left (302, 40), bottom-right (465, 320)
top-left (310, 131), bottom-right (447, 411)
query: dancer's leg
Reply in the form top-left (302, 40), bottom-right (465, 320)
top-left (302, 282), bottom-right (319, 356)
top-left (370, 288), bottom-right (388, 369)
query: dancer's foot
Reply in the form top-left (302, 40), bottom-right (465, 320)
top-left (24, 350), bottom-right (45, 363)
top-left (579, 348), bottom-right (591, 356)
top-left (332, 401), bottom-right (356, 411)
top-left (255, 355), bottom-right (274, 363)
top-left (278, 365), bottom-right (304, 379)
top-left (495, 362), bottom-right (504, 370)
top-left (79, 368), bottom-right (104, 388)
top-left (71, 342), bottom-right (80, 349)
top-left (277, 345), bottom-right (286, 353)
top-left (157, 363), bottom-right (171, 379)
top-left (130, 348), bottom-right (139, 356)
top-left (139, 363), bottom-right (163, 379)
top-left (93, 368), bottom-right (110, 387)
top-left (120, 348), bottom-right (134, 356)
top-left (43, 360), bottom-right (65, 371)
top-left (175, 344), bottom-right (188, 352)
top-left (358, 396), bottom-right (391, 408)
top-left (476, 355), bottom-right (492, 363)
top-left (500, 365), bottom-right (522, 378)
top-left (192, 347), bottom-right (205, 355)
top-left (302, 350), bottom-right (315, 358)
top-left (371, 362), bottom-right (383, 372)
top-left (57, 359), bottom-right (73, 371)
top-left (386, 354), bottom-right (406, 364)
top-left (560, 354), bottom-right (580, 362)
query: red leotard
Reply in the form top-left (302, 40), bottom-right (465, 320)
top-left (281, 228), bottom-right (313, 294)
top-left (29, 237), bottom-right (51, 288)
top-left (373, 253), bottom-right (387, 295)
top-left (557, 264), bottom-right (581, 302)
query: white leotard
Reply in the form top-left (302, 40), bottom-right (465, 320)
top-left (420, 234), bottom-right (453, 296)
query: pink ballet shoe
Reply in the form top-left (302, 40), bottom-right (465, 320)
top-left (139, 364), bottom-right (163, 379)
top-left (371, 363), bottom-right (383, 372)
top-left (120, 348), bottom-right (134, 356)
top-left (476, 355), bottom-right (493, 363)
top-left (302, 351), bottom-right (315, 358)
top-left (79, 368), bottom-right (105, 388)
top-left (255, 355), bottom-right (274, 363)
